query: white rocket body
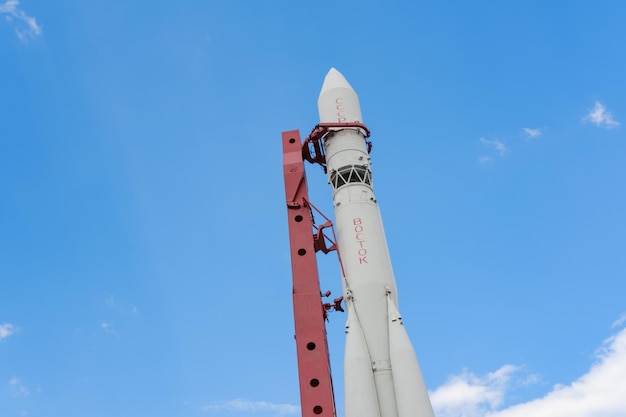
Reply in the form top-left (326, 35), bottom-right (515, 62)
top-left (317, 68), bottom-right (435, 417)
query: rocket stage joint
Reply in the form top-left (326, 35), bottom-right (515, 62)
top-left (302, 122), bottom-right (372, 172)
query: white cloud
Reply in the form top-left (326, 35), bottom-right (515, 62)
top-left (99, 320), bottom-right (117, 335)
top-left (105, 294), bottom-right (140, 315)
top-left (583, 101), bottom-right (620, 129)
top-left (202, 399), bottom-right (300, 416)
top-left (480, 138), bottom-right (508, 157)
top-left (612, 313), bottom-right (626, 329)
top-left (0, 323), bottom-right (17, 340)
top-left (431, 321), bottom-right (626, 417)
top-left (522, 128), bottom-right (542, 139)
top-left (0, 0), bottom-right (17, 12)
top-left (430, 365), bottom-right (525, 417)
top-left (0, 0), bottom-right (42, 42)
top-left (8, 377), bottom-right (29, 397)
top-left (478, 156), bottom-right (493, 164)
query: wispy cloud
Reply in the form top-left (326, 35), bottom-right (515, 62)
top-left (0, 323), bottom-right (17, 340)
top-left (8, 377), bottom-right (29, 397)
top-left (105, 294), bottom-right (140, 315)
top-left (202, 399), bottom-right (300, 416)
top-left (478, 138), bottom-right (508, 164)
top-left (522, 128), bottom-right (542, 139)
top-left (612, 313), bottom-right (626, 329)
top-left (0, 0), bottom-right (41, 42)
top-left (99, 320), bottom-right (117, 335)
top-left (583, 101), bottom-right (620, 129)
top-left (431, 319), bottom-right (626, 417)
top-left (480, 138), bottom-right (508, 157)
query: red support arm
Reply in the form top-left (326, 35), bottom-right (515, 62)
top-left (282, 130), bottom-right (337, 417)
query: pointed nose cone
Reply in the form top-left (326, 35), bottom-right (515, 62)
top-left (320, 67), bottom-right (354, 94)
top-left (317, 68), bottom-right (363, 124)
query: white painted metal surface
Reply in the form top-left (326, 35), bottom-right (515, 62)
top-left (317, 68), bottom-right (435, 417)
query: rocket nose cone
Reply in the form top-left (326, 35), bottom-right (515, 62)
top-left (319, 67), bottom-right (355, 97)
top-left (317, 68), bottom-right (363, 124)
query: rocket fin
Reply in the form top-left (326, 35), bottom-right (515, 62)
top-left (344, 295), bottom-right (381, 417)
top-left (387, 295), bottom-right (435, 417)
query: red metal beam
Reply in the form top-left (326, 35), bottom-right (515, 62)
top-left (302, 122), bottom-right (372, 171)
top-left (282, 130), bottom-right (337, 417)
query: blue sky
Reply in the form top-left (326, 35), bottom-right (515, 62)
top-left (1, 1), bottom-right (625, 416)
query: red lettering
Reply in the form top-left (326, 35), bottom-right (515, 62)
top-left (336, 99), bottom-right (345, 121)
top-left (354, 218), bottom-right (368, 264)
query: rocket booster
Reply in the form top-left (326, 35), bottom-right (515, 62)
top-left (317, 68), bottom-right (434, 417)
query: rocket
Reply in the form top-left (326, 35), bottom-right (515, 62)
top-left (317, 68), bottom-right (435, 417)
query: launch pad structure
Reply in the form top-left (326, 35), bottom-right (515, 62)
top-left (282, 125), bottom-right (352, 417)
top-left (282, 122), bottom-right (371, 417)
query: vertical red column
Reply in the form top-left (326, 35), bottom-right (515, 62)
top-left (282, 130), bottom-right (337, 417)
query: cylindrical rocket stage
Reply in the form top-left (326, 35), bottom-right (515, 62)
top-left (317, 68), bottom-right (435, 417)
